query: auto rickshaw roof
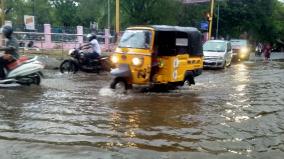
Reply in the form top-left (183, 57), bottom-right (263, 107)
top-left (126, 25), bottom-right (203, 56)
top-left (150, 25), bottom-right (199, 33)
top-left (128, 25), bottom-right (200, 33)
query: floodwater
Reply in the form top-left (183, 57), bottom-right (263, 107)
top-left (0, 61), bottom-right (284, 159)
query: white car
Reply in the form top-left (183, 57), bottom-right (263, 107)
top-left (203, 40), bottom-right (233, 69)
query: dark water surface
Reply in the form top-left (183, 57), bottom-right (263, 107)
top-left (0, 61), bottom-right (284, 159)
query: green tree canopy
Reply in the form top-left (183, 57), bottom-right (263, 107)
top-left (216, 0), bottom-right (280, 42)
top-left (120, 0), bottom-right (181, 27)
top-left (2, 0), bottom-right (284, 43)
top-left (49, 0), bottom-right (79, 26)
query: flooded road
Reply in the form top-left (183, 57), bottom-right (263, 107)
top-left (0, 61), bottom-right (284, 159)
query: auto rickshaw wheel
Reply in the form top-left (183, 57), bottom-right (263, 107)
top-left (184, 75), bottom-right (195, 86)
top-left (110, 78), bottom-right (128, 93)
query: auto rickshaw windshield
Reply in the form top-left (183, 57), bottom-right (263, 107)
top-left (119, 30), bottom-right (152, 49)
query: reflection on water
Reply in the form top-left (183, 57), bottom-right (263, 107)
top-left (0, 61), bottom-right (284, 158)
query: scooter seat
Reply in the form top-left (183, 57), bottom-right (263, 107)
top-left (6, 56), bottom-right (29, 70)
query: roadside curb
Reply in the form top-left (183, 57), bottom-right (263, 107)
top-left (249, 52), bottom-right (284, 61)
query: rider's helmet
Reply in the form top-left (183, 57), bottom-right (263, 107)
top-left (86, 33), bottom-right (97, 42)
top-left (2, 25), bottom-right (13, 38)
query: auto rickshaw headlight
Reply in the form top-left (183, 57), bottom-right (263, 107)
top-left (111, 55), bottom-right (119, 64)
top-left (132, 57), bottom-right (143, 66)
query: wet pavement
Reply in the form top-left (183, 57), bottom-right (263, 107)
top-left (0, 61), bottom-right (284, 159)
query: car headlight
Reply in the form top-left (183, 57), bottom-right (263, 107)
top-left (240, 53), bottom-right (247, 59)
top-left (218, 56), bottom-right (224, 60)
top-left (240, 47), bottom-right (249, 54)
top-left (132, 57), bottom-right (144, 66)
top-left (111, 55), bottom-right (119, 64)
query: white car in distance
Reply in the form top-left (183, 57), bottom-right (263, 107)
top-left (203, 40), bottom-right (233, 69)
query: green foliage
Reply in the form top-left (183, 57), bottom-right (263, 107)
top-left (177, 3), bottom-right (209, 27)
top-left (216, 0), bottom-right (280, 42)
top-left (31, 0), bottom-right (55, 24)
top-left (2, 0), bottom-right (284, 43)
top-left (4, 0), bottom-right (28, 25)
top-left (273, 2), bottom-right (284, 41)
top-left (49, 0), bottom-right (79, 26)
top-left (120, 0), bottom-right (181, 27)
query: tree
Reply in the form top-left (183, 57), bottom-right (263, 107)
top-left (4, 0), bottom-right (28, 26)
top-left (178, 3), bottom-right (209, 28)
top-left (5, 0), bottom-right (54, 28)
top-left (2, 0), bottom-right (283, 43)
top-left (273, 1), bottom-right (284, 41)
top-left (30, 0), bottom-right (54, 24)
top-left (217, 0), bottom-right (281, 42)
top-left (120, 0), bottom-right (182, 28)
top-left (49, 0), bottom-right (79, 26)
top-left (76, 0), bottom-right (112, 29)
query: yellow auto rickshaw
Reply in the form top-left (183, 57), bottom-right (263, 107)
top-left (110, 25), bottom-right (203, 91)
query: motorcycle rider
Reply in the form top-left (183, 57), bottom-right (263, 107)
top-left (255, 42), bottom-right (263, 56)
top-left (0, 25), bottom-right (19, 79)
top-left (80, 33), bottom-right (101, 61)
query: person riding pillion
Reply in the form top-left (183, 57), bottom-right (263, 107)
top-left (0, 25), bottom-right (19, 79)
top-left (80, 33), bottom-right (101, 60)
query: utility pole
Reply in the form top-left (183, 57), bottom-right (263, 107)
top-left (108, 0), bottom-right (110, 29)
top-left (208, 0), bottom-right (215, 40)
top-left (115, 0), bottom-right (120, 36)
top-left (0, 0), bottom-right (4, 46)
top-left (216, 1), bottom-right (220, 39)
top-left (32, 0), bottom-right (35, 16)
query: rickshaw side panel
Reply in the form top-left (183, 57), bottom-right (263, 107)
top-left (153, 56), bottom-right (172, 83)
top-left (154, 54), bottom-right (203, 84)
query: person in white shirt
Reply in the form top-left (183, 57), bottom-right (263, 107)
top-left (80, 34), bottom-right (101, 60)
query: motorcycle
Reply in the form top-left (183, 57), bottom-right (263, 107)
top-left (0, 56), bottom-right (44, 87)
top-left (59, 48), bottom-right (109, 74)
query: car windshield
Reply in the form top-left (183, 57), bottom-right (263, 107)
top-left (230, 40), bottom-right (247, 46)
top-left (203, 41), bottom-right (226, 52)
top-left (119, 30), bottom-right (152, 49)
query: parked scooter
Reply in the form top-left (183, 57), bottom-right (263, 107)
top-left (59, 48), bottom-right (109, 74)
top-left (0, 56), bottom-right (44, 87)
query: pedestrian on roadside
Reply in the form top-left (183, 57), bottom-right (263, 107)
top-left (263, 43), bottom-right (272, 62)
top-left (255, 42), bottom-right (263, 57)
